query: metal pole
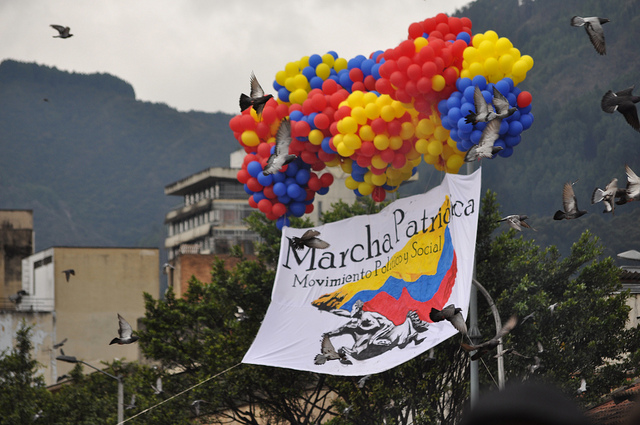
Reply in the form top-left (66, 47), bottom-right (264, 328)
top-left (466, 162), bottom-right (480, 406)
top-left (472, 278), bottom-right (505, 389)
top-left (117, 376), bottom-right (124, 424)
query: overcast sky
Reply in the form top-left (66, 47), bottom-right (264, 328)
top-left (0, 0), bottom-right (472, 115)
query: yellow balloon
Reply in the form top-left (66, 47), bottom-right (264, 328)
top-left (337, 142), bottom-right (354, 157)
top-left (364, 102), bottom-right (380, 120)
top-left (427, 140), bottom-right (443, 156)
top-left (351, 106), bottom-right (367, 125)
top-left (460, 69), bottom-right (472, 79)
top-left (415, 138), bottom-right (429, 154)
top-left (472, 33), bottom-right (484, 48)
top-left (359, 125), bottom-right (375, 141)
top-left (483, 30), bottom-right (499, 43)
top-left (463, 46), bottom-right (479, 63)
top-left (469, 62), bottom-right (485, 77)
top-left (363, 91), bottom-right (378, 104)
top-left (285, 61), bottom-right (299, 76)
top-left (423, 153), bottom-right (438, 164)
top-left (495, 37), bottom-right (513, 55)
top-left (400, 122), bottom-right (415, 140)
top-left (345, 176), bottom-right (359, 190)
top-left (391, 101), bottom-right (407, 118)
top-left (380, 105), bottom-right (395, 122)
top-left (363, 171), bottom-right (373, 185)
top-left (374, 134), bottom-right (390, 150)
top-left (358, 181), bottom-right (374, 196)
top-left (309, 129), bottom-right (324, 145)
top-left (275, 70), bottom-right (288, 86)
top-left (521, 54), bottom-right (534, 70)
top-left (299, 56), bottom-right (310, 68)
top-left (241, 130), bottom-right (260, 146)
top-left (348, 91), bottom-right (365, 108)
top-left (416, 118), bottom-right (435, 138)
top-left (371, 173), bottom-right (387, 186)
top-left (371, 154), bottom-right (387, 168)
top-left (407, 147), bottom-right (421, 161)
top-left (446, 154), bottom-right (464, 173)
top-left (334, 57), bottom-right (348, 72)
top-left (290, 88), bottom-right (308, 104)
top-left (508, 47), bottom-right (521, 61)
top-left (315, 63), bottom-right (331, 80)
top-left (284, 77), bottom-right (297, 92)
top-left (389, 136), bottom-right (403, 150)
top-left (325, 157), bottom-right (340, 167)
top-left (340, 157), bottom-right (353, 173)
top-left (293, 74), bottom-right (308, 89)
top-left (376, 94), bottom-right (393, 107)
top-left (343, 133), bottom-right (362, 150)
top-left (339, 116), bottom-right (358, 134)
top-left (386, 168), bottom-right (402, 179)
top-left (441, 144), bottom-right (454, 160)
top-left (414, 37), bottom-right (428, 52)
top-left (478, 40), bottom-right (495, 59)
top-left (511, 59), bottom-right (527, 77)
top-left (488, 72), bottom-right (504, 84)
top-left (322, 53), bottom-right (335, 67)
top-left (434, 126), bottom-right (449, 142)
top-left (484, 57), bottom-right (499, 75)
top-left (432, 74), bottom-right (446, 92)
top-left (498, 54), bottom-right (514, 73)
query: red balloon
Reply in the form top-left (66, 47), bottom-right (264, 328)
top-left (387, 121), bottom-right (402, 136)
top-left (436, 23), bottom-right (450, 36)
top-left (322, 78), bottom-right (339, 94)
top-left (391, 153), bottom-right (407, 169)
top-left (422, 18), bottom-right (436, 34)
top-left (390, 71), bottom-right (407, 89)
top-left (517, 91), bottom-right (532, 108)
top-left (370, 166), bottom-right (386, 175)
top-left (265, 212), bottom-right (277, 221)
top-left (258, 199), bottom-right (272, 214)
top-left (335, 105), bottom-right (352, 121)
top-left (237, 169), bottom-right (250, 184)
top-left (257, 142), bottom-right (272, 158)
top-left (398, 139), bottom-right (412, 154)
top-left (452, 39), bottom-right (468, 57)
top-left (375, 78), bottom-right (394, 95)
top-left (305, 203), bottom-right (314, 214)
top-left (399, 40), bottom-right (415, 58)
top-left (406, 63), bottom-right (422, 81)
top-left (448, 17), bottom-right (463, 34)
top-left (276, 103), bottom-right (290, 119)
top-left (422, 61), bottom-right (437, 78)
top-left (364, 75), bottom-right (377, 91)
top-left (443, 67), bottom-right (458, 86)
top-left (356, 155), bottom-right (372, 168)
top-left (414, 97), bottom-right (430, 113)
top-left (351, 81), bottom-right (366, 92)
top-left (372, 186), bottom-right (386, 202)
top-left (244, 154), bottom-right (258, 165)
top-left (312, 160), bottom-right (326, 171)
top-left (263, 185), bottom-right (276, 199)
top-left (229, 115), bottom-right (244, 132)
top-left (397, 56), bottom-right (412, 72)
top-left (429, 30), bottom-right (444, 40)
top-left (311, 93), bottom-right (327, 111)
top-left (408, 22), bottom-right (424, 39)
top-left (360, 141), bottom-right (376, 157)
top-left (371, 118), bottom-right (387, 134)
top-left (307, 174), bottom-right (321, 191)
top-left (320, 172), bottom-right (334, 187)
top-left (240, 114), bottom-right (256, 131)
top-left (248, 195), bottom-right (258, 208)
top-left (272, 202), bottom-right (287, 217)
top-left (417, 77), bottom-right (432, 94)
top-left (261, 106), bottom-right (276, 124)
top-left (305, 189), bottom-right (315, 201)
top-left (247, 177), bottom-right (263, 193)
top-left (349, 68), bottom-right (364, 82)
top-left (395, 89), bottom-right (412, 104)
top-left (379, 59), bottom-right (397, 79)
top-left (293, 120), bottom-right (311, 138)
top-left (256, 121), bottom-right (270, 139)
top-left (300, 150), bottom-right (317, 164)
top-left (405, 80), bottom-right (419, 98)
top-left (380, 148), bottom-right (395, 163)
top-left (314, 113), bottom-right (330, 129)
top-left (461, 17), bottom-right (472, 29)
top-left (435, 13), bottom-right (448, 24)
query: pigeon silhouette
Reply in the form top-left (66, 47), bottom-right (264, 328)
top-left (465, 86), bottom-right (516, 124)
top-left (290, 229), bottom-right (330, 250)
top-left (601, 86), bottom-right (640, 132)
top-left (191, 399), bottom-right (208, 416)
top-left (151, 376), bottom-right (163, 394)
top-left (314, 334), bottom-right (352, 365)
top-left (239, 72), bottom-right (273, 118)
top-left (429, 304), bottom-right (467, 336)
top-left (50, 25), bottom-right (73, 39)
top-left (234, 306), bottom-right (248, 321)
top-left (125, 394), bottom-right (136, 410)
top-left (464, 118), bottom-right (504, 162)
top-left (497, 214), bottom-right (536, 231)
top-left (617, 164), bottom-right (640, 204)
top-left (62, 269), bottom-right (75, 282)
top-left (52, 338), bottom-right (67, 350)
top-left (591, 177), bottom-right (619, 214)
top-left (493, 347), bottom-right (530, 359)
top-left (553, 182), bottom-right (588, 220)
top-left (576, 378), bottom-right (587, 395)
top-left (571, 16), bottom-right (609, 55)
top-left (528, 355), bottom-right (542, 374)
top-left (109, 314), bottom-right (140, 345)
top-left (263, 118), bottom-right (296, 175)
top-left (461, 315), bottom-right (517, 360)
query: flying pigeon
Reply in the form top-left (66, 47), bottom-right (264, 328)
top-left (591, 177), bottom-right (619, 214)
top-left (601, 86), bottom-right (640, 132)
top-left (528, 355), bottom-right (542, 374)
top-left (553, 181), bottom-right (588, 220)
top-left (429, 304), bottom-right (468, 336)
top-left (617, 164), bottom-right (640, 205)
top-left (9, 290), bottom-right (28, 303)
top-left (161, 263), bottom-right (174, 274)
top-left (50, 25), bottom-right (73, 39)
top-left (62, 269), bottom-right (75, 282)
top-left (548, 303), bottom-right (558, 313)
top-left (493, 347), bottom-right (530, 359)
top-left (571, 16), bottom-right (610, 55)
top-left (239, 72), bottom-right (273, 118)
top-left (191, 400), bottom-right (208, 416)
top-left (465, 86), bottom-right (516, 124)
top-left (234, 306), bottom-right (248, 321)
top-left (521, 312), bottom-right (536, 325)
top-left (497, 214), bottom-right (536, 231)
top-left (125, 394), bottom-right (136, 410)
top-left (576, 378), bottom-right (587, 395)
top-left (109, 314), bottom-right (140, 345)
top-left (263, 118), bottom-right (296, 175)
top-left (290, 229), bottom-right (330, 250)
top-left (357, 374), bottom-right (371, 388)
top-left (461, 315), bottom-right (517, 360)
top-left (314, 334), bottom-right (352, 365)
top-left (151, 376), bottom-right (163, 394)
top-left (464, 118), bottom-right (504, 162)
top-left (53, 338), bottom-right (68, 349)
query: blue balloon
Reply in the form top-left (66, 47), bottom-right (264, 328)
top-left (302, 66), bottom-right (316, 80)
top-left (278, 87), bottom-right (289, 103)
top-left (273, 81), bottom-right (283, 91)
top-left (460, 102), bottom-right (475, 116)
top-left (505, 135), bottom-right (521, 147)
top-left (520, 104), bottom-right (533, 114)
top-left (438, 99), bottom-right (449, 115)
top-left (309, 54), bottom-right (323, 68)
top-left (457, 117), bottom-right (473, 133)
top-left (285, 161), bottom-right (299, 176)
top-left (494, 80), bottom-right (510, 97)
top-left (257, 172), bottom-right (273, 186)
top-left (371, 63), bottom-right (381, 79)
top-left (276, 216), bottom-right (290, 230)
top-left (507, 93), bottom-right (517, 106)
top-left (470, 129), bottom-right (483, 144)
top-left (321, 137), bottom-right (337, 154)
top-left (482, 90), bottom-right (492, 105)
top-left (441, 116), bottom-right (453, 130)
top-left (295, 168), bottom-right (311, 185)
top-left (447, 95), bottom-right (461, 110)
top-left (449, 128), bottom-right (460, 142)
top-left (247, 161), bottom-right (263, 178)
top-left (448, 107), bottom-right (462, 123)
top-left (498, 146), bottom-right (513, 158)
top-left (508, 120), bottom-right (524, 136)
top-left (244, 184), bottom-right (253, 195)
top-left (520, 113), bottom-right (534, 130)
top-left (310, 76), bottom-right (324, 89)
top-left (499, 120), bottom-right (509, 135)
top-left (361, 59), bottom-right (375, 76)
top-left (278, 194), bottom-right (291, 204)
top-left (253, 192), bottom-right (266, 203)
top-left (463, 86), bottom-right (476, 103)
top-left (338, 70), bottom-right (353, 91)
top-left (289, 202), bottom-right (306, 217)
top-left (289, 110), bottom-right (304, 121)
top-left (472, 75), bottom-right (487, 90)
top-left (456, 77), bottom-right (472, 93)
top-left (287, 183), bottom-right (302, 199)
top-left (461, 139), bottom-right (474, 151)
top-left (272, 172), bottom-right (286, 183)
top-left (317, 186), bottom-right (329, 195)
top-left (456, 32), bottom-right (471, 43)
top-left (273, 181), bottom-right (287, 196)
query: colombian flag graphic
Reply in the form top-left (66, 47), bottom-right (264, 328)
top-left (243, 169), bottom-right (481, 376)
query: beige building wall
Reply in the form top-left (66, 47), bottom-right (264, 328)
top-left (3, 247), bottom-right (159, 386)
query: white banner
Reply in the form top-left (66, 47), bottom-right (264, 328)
top-left (243, 168), bottom-right (482, 376)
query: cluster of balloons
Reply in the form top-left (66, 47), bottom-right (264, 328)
top-left (438, 75), bottom-right (534, 158)
top-left (229, 13), bottom-right (535, 226)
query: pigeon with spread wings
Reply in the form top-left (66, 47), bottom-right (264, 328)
top-left (50, 25), bottom-right (73, 39)
top-left (553, 181), bottom-right (587, 220)
top-left (461, 315), bottom-right (517, 360)
top-left (239, 72), bottom-right (273, 118)
top-left (263, 118), bottom-right (296, 175)
top-left (591, 178), bottom-right (619, 214)
top-left (109, 314), bottom-right (139, 345)
top-left (497, 214), bottom-right (536, 231)
top-left (601, 86), bottom-right (640, 132)
top-left (290, 229), bottom-right (330, 250)
top-left (571, 16), bottom-right (609, 55)
top-left (464, 118), bottom-right (503, 162)
top-left (429, 304), bottom-right (467, 336)
top-left (617, 164), bottom-right (640, 205)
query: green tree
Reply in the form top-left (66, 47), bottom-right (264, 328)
top-left (0, 322), bottom-right (51, 425)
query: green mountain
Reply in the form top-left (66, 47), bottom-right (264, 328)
top-left (0, 59), bottom-right (237, 251)
top-left (2, 0), bottom-right (640, 261)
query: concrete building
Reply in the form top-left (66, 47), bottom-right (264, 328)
top-left (0, 246), bottom-right (159, 386)
top-left (0, 210), bottom-right (34, 308)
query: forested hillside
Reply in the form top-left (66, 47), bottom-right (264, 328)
top-left (0, 60), bottom-right (236, 250)
top-left (2, 0), bottom-right (640, 260)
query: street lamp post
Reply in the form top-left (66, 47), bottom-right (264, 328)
top-left (56, 353), bottom-right (124, 423)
